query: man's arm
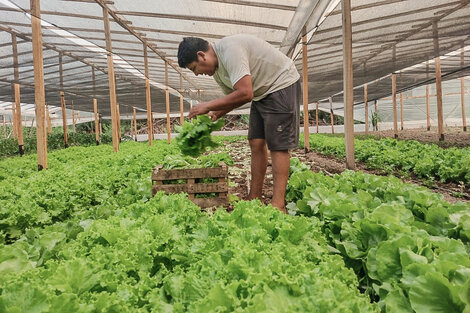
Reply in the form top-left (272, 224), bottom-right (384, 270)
top-left (188, 75), bottom-right (253, 118)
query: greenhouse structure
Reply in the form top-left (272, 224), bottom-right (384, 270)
top-left (0, 0), bottom-right (469, 312)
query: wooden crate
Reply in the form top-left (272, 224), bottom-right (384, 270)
top-left (152, 162), bottom-right (228, 208)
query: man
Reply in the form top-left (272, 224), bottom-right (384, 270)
top-left (177, 34), bottom-right (300, 213)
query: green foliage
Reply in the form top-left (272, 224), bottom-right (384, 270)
top-left (174, 115), bottom-right (225, 157)
top-left (286, 166), bottom-right (470, 312)
top-left (301, 134), bottom-right (470, 185)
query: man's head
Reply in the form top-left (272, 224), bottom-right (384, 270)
top-left (177, 37), bottom-right (218, 76)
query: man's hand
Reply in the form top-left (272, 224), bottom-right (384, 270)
top-left (188, 102), bottom-right (210, 119)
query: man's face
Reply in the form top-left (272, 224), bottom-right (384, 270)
top-left (187, 51), bottom-right (217, 76)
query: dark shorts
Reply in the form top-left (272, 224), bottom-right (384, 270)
top-left (248, 79), bottom-right (301, 151)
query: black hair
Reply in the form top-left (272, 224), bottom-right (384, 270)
top-left (177, 37), bottom-right (209, 68)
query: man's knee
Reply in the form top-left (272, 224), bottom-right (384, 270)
top-left (249, 138), bottom-right (266, 152)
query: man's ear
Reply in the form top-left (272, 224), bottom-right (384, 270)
top-left (197, 51), bottom-right (206, 61)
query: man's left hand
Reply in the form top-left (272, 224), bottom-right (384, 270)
top-left (188, 102), bottom-right (210, 119)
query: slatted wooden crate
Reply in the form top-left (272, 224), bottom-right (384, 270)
top-left (152, 162), bottom-right (228, 208)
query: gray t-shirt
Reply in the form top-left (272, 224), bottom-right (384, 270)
top-left (212, 34), bottom-right (300, 102)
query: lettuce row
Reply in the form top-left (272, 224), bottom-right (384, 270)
top-left (287, 169), bottom-right (470, 312)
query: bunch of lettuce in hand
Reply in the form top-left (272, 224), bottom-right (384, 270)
top-left (174, 115), bottom-right (225, 157)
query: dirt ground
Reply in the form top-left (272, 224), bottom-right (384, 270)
top-left (219, 136), bottom-right (469, 207)
top-left (360, 126), bottom-right (470, 148)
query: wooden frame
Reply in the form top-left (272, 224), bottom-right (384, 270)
top-left (152, 162), bottom-right (228, 208)
top-left (31, 0), bottom-right (47, 169)
top-left (302, 33), bottom-right (310, 151)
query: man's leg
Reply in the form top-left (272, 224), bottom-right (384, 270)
top-left (247, 138), bottom-right (268, 200)
top-left (270, 150), bottom-right (290, 213)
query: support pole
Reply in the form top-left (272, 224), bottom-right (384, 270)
top-left (400, 92), bottom-right (404, 130)
top-left (433, 21), bottom-right (444, 141)
top-left (374, 100), bottom-right (378, 131)
top-left (329, 97), bottom-right (334, 134)
top-left (60, 92), bottom-right (68, 147)
top-left (30, 0), bottom-right (47, 169)
top-left (364, 84), bottom-right (368, 134)
top-left (461, 47), bottom-right (467, 132)
top-left (392, 73), bottom-right (398, 138)
top-left (435, 56), bottom-right (444, 141)
top-left (426, 61), bottom-right (431, 131)
top-left (133, 106), bottom-right (137, 141)
top-left (46, 104), bottom-right (52, 134)
top-left (103, 6), bottom-right (119, 152)
top-left (426, 85), bottom-right (431, 131)
top-left (302, 33), bottom-right (310, 152)
top-left (144, 44), bottom-right (153, 145)
top-left (316, 102), bottom-right (319, 133)
top-left (11, 34), bottom-right (19, 140)
top-left (342, 0), bottom-right (355, 169)
top-left (165, 61), bottom-right (171, 144)
top-left (179, 74), bottom-right (184, 126)
top-left (94, 99), bottom-right (99, 145)
top-left (14, 83), bottom-right (24, 155)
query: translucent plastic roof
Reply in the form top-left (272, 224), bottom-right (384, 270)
top-left (0, 0), bottom-right (469, 118)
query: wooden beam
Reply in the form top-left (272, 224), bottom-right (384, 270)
top-left (364, 83), bottom-right (368, 134)
top-left (374, 100), bottom-right (378, 131)
top-left (201, 0), bottom-right (296, 11)
top-left (46, 104), bottom-right (52, 134)
top-left (165, 61), bottom-right (171, 144)
top-left (144, 44), bottom-right (153, 145)
top-left (392, 73), bottom-right (398, 138)
top-left (342, 0), bottom-right (355, 169)
top-left (400, 92), bottom-right (404, 130)
top-left (14, 83), bottom-right (24, 155)
top-left (30, 0), bottom-right (47, 169)
top-left (11, 34), bottom-right (19, 140)
top-left (103, 6), bottom-right (119, 152)
top-left (315, 102), bottom-right (319, 133)
top-left (179, 74), bottom-right (184, 126)
top-left (329, 97), bottom-right (334, 134)
top-left (302, 34), bottom-right (309, 152)
top-left (60, 92), bottom-right (68, 147)
top-left (94, 98), bottom-right (99, 145)
top-left (461, 47), bottom-right (467, 132)
top-left (133, 106), bottom-right (137, 141)
top-left (435, 56), bottom-right (444, 141)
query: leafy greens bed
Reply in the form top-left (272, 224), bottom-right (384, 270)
top-left (286, 166), bottom-right (470, 313)
top-left (301, 134), bottom-right (470, 185)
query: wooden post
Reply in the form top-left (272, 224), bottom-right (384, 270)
top-left (374, 100), bottom-right (378, 131)
top-left (315, 102), bottom-right (319, 133)
top-left (11, 34), bottom-right (19, 140)
top-left (30, 0), bottom-right (47, 169)
top-left (72, 102), bottom-right (76, 134)
top-left (179, 74), bottom-right (184, 126)
top-left (165, 61), bottom-right (171, 144)
top-left (133, 106), bottom-right (137, 141)
top-left (60, 92), bottom-right (68, 147)
top-left (461, 47), bottom-right (467, 132)
top-left (116, 102), bottom-right (121, 142)
top-left (46, 104), bottom-right (52, 134)
top-left (392, 73), bottom-right (398, 138)
top-left (144, 44), bottom-right (153, 145)
top-left (435, 56), bottom-right (444, 141)
top-left (342, 0), bottom-right (355, 169)
top-left (329, 97), bottom-right (334, 134)
top-left (400, 92), bottom-right (404, 130)
top-left (93, 99), bottom-right (99, 145)
top-left (302, 33), bottom-right (310, 152)
top-left (364, 84), bottom-right (368, 134)
top-left (14, 83), bottom-right (24, 155)
top-left (433, 21), bottom-right (444, 141)
top-left (103, 6), bottom-right (119, 152)
top-left (426, 85), bottom-right (431, 131)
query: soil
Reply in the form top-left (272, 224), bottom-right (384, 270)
top-left (359, 126), bottom-right (470, 148)
top-left (217, 137), bottom-right (469, 207)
